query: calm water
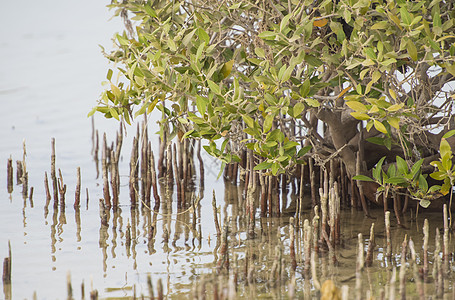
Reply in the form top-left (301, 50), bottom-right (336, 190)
top-left (0, 2), bottom-right (454, 300)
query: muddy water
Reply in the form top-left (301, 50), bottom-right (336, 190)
top-left (1, 2), bottom-right (455, 300)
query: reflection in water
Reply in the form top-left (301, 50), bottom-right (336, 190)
top-left (110, 208), bottom-right (119, 259)
top-left (13, 163), bottom-right (455, 299)
top-left (99, 200), bottom-right (109, 273)
top-left (58, 206), bottom-right (66, 241)
top-left (2, 242), bottom-right (12, 300)
top-left (5, 127), bottom-right (455, 299)
top-left (130, 207), bottom-right (138, 270)
top-left (75, 207), bottom-right (81, 243)
top-left (22, 198), bottom-right (27, 231)
top-left (2, 282), bottom-right (11, 300)
top-left (50, 206), bottom-right (58, 255)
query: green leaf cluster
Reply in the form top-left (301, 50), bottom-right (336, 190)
top-left (94, 0), bottom-right (455, 184)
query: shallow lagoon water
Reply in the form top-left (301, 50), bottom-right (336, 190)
top-left (0, 4), bottom-right (225, 298)
top-left (0, 2), bottom-right (454, 299)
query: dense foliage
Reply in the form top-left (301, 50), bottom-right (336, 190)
top-left (92, 0), bottom-right (455, 208)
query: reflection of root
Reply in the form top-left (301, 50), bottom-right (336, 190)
top-left (320, 280), bottom-right (341, 300)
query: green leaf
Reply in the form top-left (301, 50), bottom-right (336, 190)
top-left (443, 130), bottom-right (455, 139)
top-left (258, 31), bottom-right (276, 40)
top-left (428, 185), bottom-right (441, 193)
top-left (220, 60), bottom-right (234, 79)
top-left (368, 105), bottom-right (379, 114)
top-left (188, 114), bottom-right (206, 125)
top-left (109, 107), bottom-right (119, 120)
top-left (123, 109), bottom-right (131, 125)
top-left (387, 164), bottom-right (397, 177)
top-left (283, 140), bottom-right (299, 149)
top-left (400, 7), bottom-right (412, 26)
top-left (297, 145), bottom-right (312, 157)
top-left (371, 21), bottom-right (388, 30)
top-left (365, 48), bottom-right (377, 60)
top-left (410, 158), bottom-right (424, 180)
top-left (384, 138), bottom-right (392, 150)
top-left (350, 112), bottom-right (371, 120)
top-left (419, 174), bottom-right (428, 192)
top-left (441, 181), bottom-right (451, 195)
top-left (304, 98), bottom-right (320, 107)
top-left (197, 28), bottom-right (210, 45)
top-left (385, 177), bottom-right (407, 185)
top-left (366, 119), bottom-right (374, 132)
top-left (381, 58), bottom-right (397, 66)
top-left (255, 47), bottom-right (265, 59)
top-left (430, 160), bottom-right (444, 171)
top-left (110, 82), bottom-right (121, 99)
top-left (217, 162), bottom-right (226, 180)
top-left (419, 199), bottom-right (431, 208)
top-left (396, 156), bottom-right (408, 175)
top-left (433, 11), bottom-right (442, 31)
top-left (135, 75), bottom-right (145, 87)
top-left (410, 15), bottom-right (422, 26)
top-left (430, 171), bottom-right (446, 181)
top-left (446, 63), bottom-right (455, 77)
top-left (228, 2), bottom-right (241, 9)
top-left (442, 153), bottom-right (452, 172)
top-left (196, 43), bottom-right (205, 61)
top-left (360, 69), bottom-right (369, 80)
top-left (243, 114), bottom-right (255, 129)
top-left (267, 129), bottom-right (284, 143)
top-left (182, 129), bottom-right (195, 139)
top-left (196, 95), bottom-right (208, 115)
top-left (167, 38), bottom-right (177, 51)
top-left (281, 64), bottom-right (294, 82)
top-left (388, 11), bottom-right (403, 29)
top-left (387, 104), bottom-right (404, 112)
top-left (440, 138), bottom-right (452, 159)
top-left (87, 107), bottom-right (97, 118)
top-left (428, 39), bottom-right (440, 51)
top-left (353, 175), bottom-right (375, 182)
top-left (271, 162), bottom-right (280, 176)
top-left (373, 156), bottom-right (386, 181)
top-left (372, 70), bottom-right (381, 83)
top-left (367, 137), bottom-right (385, 146)
top-left (116, 34), bottom-right (129, 46)
top-left (407, 40), bottom-right (418, 61)
top-left (280, 13), bottom-right (292, 33)
top-left (277, 155), bottom-right (289, 162)
top-left (346, 101), bottom-right (368, 112)
top-left (374, 120), bottom-right (388, 134)
top-left (264, 93), bottom-right (277, 105)
top-left (147, 97), bottom-right (159, 114)
top-left (107, 69), bottom-right (113, 81)
top-left (300, 79), bottom-right (310, 97)
top-left (263, 113), bottom-right (274, 133)
top-left (134, 102), bottom-right (148, 117)
top-left (388, 117), bottom-right (400, 129)
top-left (254, 161), bottom-right (273, 171)
top-left (343, 9), bottom-right (351, 23)
top-left (144, 5), bottom-right (157, 17)
top-left (293, 102), bottom-right (305, 118)
top-left (207, 79), bottom-right (221, 95)
top-left (182, 28), bottom-right (197, 46)
top-left (389, 89), bottom-right (397, 101)
top-left (304, 55), bottom-right (323, 67)
top-left (278, 65), bottom-right (286, 81)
